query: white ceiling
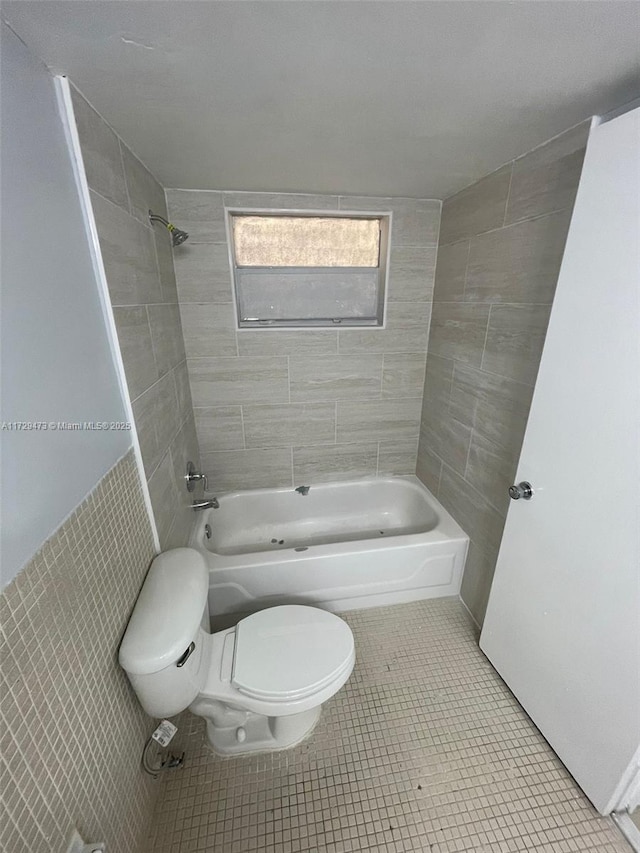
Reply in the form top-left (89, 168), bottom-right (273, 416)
top-left (3, 1), bottom-right (640, 199)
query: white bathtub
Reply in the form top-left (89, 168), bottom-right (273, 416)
top-left (190, 476), bottom-right (468, 619)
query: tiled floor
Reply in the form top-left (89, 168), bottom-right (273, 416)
top-left (145, 599), bottom-right (629, 852)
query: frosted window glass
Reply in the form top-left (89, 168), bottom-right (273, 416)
top-left (237, 270), bottom-right (380, 321)
top-left (233, 216), bottom-right (380, 267)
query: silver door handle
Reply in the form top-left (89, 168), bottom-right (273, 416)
top-left (509, 481), bottom-right (533, 500)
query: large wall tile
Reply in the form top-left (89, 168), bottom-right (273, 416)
top-left (244, 403), bottom-right (336, 448)
top-left (337, 398), bottom-right (422, 443)
top-left (112, 306), bottom-right (157, 400)
top-left (382, 353), bottom-right (427, 398)
top-left (166, 189), bottom-right (226, 242)
top-left (152, 372), bottom-right (183, 464)
top-left (439, 466), bottom-right (506, 560)
top-left (420, 122), bottom-right (584, 626)
top-left (131, 381), bottom-right (164, 478)
top-left (148, 304), bottom-right (187, 375)
top-left (131, 372), bottom-right (181, 478)
top-left (224, 191), bottom-right (340, 211)
top-left (416, 443), bottom-right (442, 496)
top-left (169, 416), bottom-right (203, 532)
top-left (155, 230), bottom-right (179, 303)
top-left (202, 447), bottom-right (293, 491)
top-left (341, 196), bottom-right (440, 246)
top-left (464, 210), bottom-right (572, 304)
top-left (195, 406), bottom-right (244, 453)
top-left (91, 191), bottom-right (162, 306)
top-left (173, 243), bottom-right (234, 302)
top-left (439, 165), bottom-right (512, 245)
top-left (293, 443), bottom-right (378, 484)
top-left (290, 354), bottom-right (382, 402)
top-left (420, 410), bottom-right (472, 477)
top-left (390, 199), bottom-right (441, 247)
top-left (237, 330), bottom-right (338, 356)
top-left (172, 190), bottom-right (439, 478)
top-left (388, 246), bottom-right (437, 301)
top-left (75, 89), bottom-right (189, 547)
top-left (121, 143), bottom-right (167, 224)
top-left (459, 540), bottom-right (496, 626)
top-left (482, 304), bottom-right (553, 385)
top-left (338, 302), bottom-right (431, 354)
top-left (422, 354), bottom-right (454, 408)
top-left (464, 430), bottom-right (517, 515)
top-left (188, 356), bottom-right (289, 407)
top-left (378, 438), bottom-right (419, 476)
top-left (148, 451), bottom-right (181, 547)
top-left (429, 302), bottom-right (490, 366)
top-left (505, 122), bottom-right (589, 225)
top-left (164, 503), bottom-right (195, 551)
top-left (173, 360), bottom-right (195, 424)
top-left (71, 85), bottom-right (128, 210)
top-left (449, 363), bottom-right (532, 448)
top-left (432, 240), bottom-right (469, 302)
top-left (179, 303), bottom-right (238, 358)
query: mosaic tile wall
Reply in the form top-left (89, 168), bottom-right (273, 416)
top-left (0, 451), bottom-right (159, 853)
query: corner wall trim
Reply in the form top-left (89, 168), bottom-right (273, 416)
top-left (611, 812), bottom-right (640, 853)
top-left (54, 75), bottom-right (160, 552)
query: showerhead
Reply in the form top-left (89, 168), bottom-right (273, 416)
top-left (148, 210), bottom-right (189, 247)
top-left (170, 227), bottom-right (189, 247)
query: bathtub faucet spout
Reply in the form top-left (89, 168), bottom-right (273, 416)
top-left (295, 485), bottom-right (310, 496)
top-left (192, 498), bottom-right (219, 511)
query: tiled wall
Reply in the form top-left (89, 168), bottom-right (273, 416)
top-left (417, 122), bottom-right (589, 625)
top-left (71, 86), bottom-right (201, 548)
top-left (166, 191), bottom-right (440, 490)
top-left (0, 451), bottom-right (157, 853)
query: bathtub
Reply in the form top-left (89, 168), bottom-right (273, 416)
top-left (190, 476), bottom-right (469, 620)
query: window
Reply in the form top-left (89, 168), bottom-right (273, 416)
top-left (227, 211), bottom-right (390, 328)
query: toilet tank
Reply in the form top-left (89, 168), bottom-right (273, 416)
top-left (119, 548), bottom-right (210, 718)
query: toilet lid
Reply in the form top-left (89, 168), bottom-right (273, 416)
top-left (232, 605), bottom-right (354, 701)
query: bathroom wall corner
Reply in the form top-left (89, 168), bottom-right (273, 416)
top-left (417, 120), bottom-right (590, 626)
top-left (68, 83), bottom-right (201, 548)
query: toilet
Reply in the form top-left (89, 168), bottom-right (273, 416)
top-left (119, 547), bottom-right (355, 755)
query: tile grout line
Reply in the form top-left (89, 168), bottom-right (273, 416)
top-left (479, 304), bottom-right (493, 372)
top-left (502, 162), bottom-right (515, 227)
top-left (239, 405), bottom-right (247, 450)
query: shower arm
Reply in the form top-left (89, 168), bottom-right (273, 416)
top-left (148, 210), bottom-right (189, 246)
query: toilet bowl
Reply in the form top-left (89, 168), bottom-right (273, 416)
top-left (119, 547), bottom-right (355, 755)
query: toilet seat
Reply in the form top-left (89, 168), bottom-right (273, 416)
top-left (232, 605), bottom-right (355, 702)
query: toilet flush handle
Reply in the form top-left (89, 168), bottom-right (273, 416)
top-left (176, 642), bottom-right (196, 668)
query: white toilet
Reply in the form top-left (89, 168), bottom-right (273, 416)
top-left (119, 547), bottom-right (355, 755)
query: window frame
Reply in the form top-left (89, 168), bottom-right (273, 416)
top-left (224, 207), bottom-right (392, 329)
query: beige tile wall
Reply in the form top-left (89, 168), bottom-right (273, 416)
top-left (417, 122), bottom-right (590, 625)
top-left (0, 451), bottom-right (157, 853)
top-left (71, 86), bottom-right (201, 547)
top-left (166, 191), bottom-right (440, 490)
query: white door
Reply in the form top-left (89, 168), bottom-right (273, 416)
top-left (480, 107), bottom-right (640, 815)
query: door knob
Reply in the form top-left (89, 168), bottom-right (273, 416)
top-left (509, 481), bottom-right (533, 500)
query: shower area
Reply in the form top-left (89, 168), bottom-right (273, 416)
top-left (67, 79), bottom-right (591, 628)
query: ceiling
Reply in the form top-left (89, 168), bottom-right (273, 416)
top-left (3, 1), bottom-right (640, 199)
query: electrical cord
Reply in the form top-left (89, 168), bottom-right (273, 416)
top-left (142, 736), bottom-right (185, 778)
